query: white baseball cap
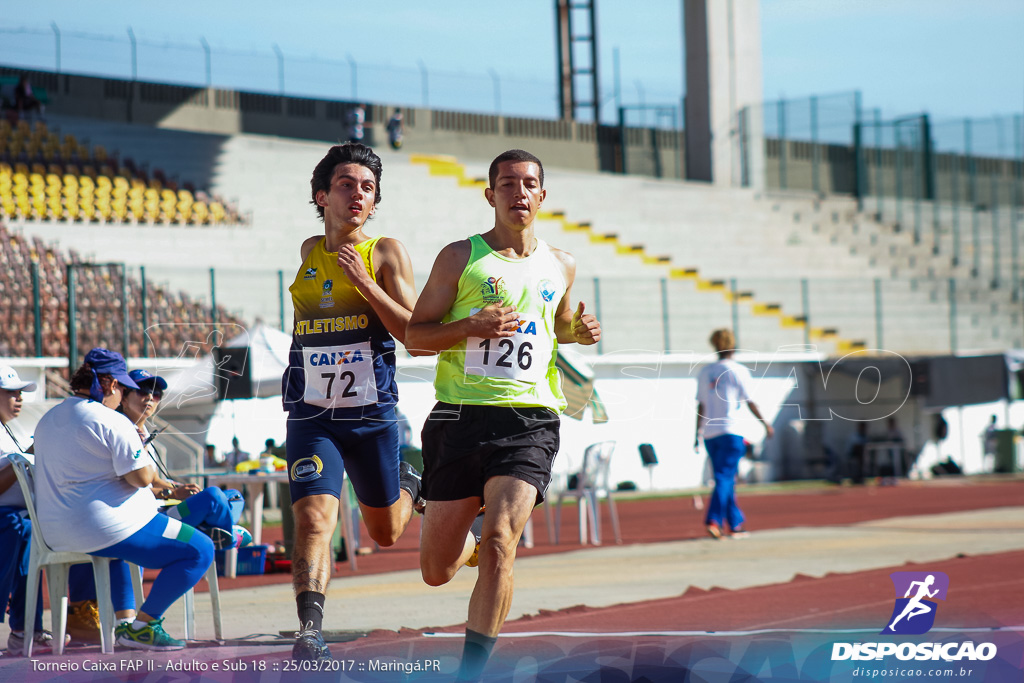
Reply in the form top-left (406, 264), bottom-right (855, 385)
top-left (0, 366), bottom-right (38, 392)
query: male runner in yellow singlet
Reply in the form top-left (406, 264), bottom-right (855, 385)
top-left (406, 149), bottom-right (601, 681)
top-left (283, 143), bottom-right (423, 660)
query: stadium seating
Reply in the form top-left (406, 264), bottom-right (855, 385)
top-left (0, 222), bottom-right (246, 360)
top-left (0, 120), bottom-right (242, 226)
top-left (3, 115), bottom-right (1018, 357)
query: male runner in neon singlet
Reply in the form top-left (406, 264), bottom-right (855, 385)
top-left (283, 143), bottom-right (424, 661)
top-left (407, 149), bottom-right (601, 681)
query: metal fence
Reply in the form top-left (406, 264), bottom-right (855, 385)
top-left (6, 261), bottom-right (1020, 365)
top-left (0, 26), bottom-right (559, 119)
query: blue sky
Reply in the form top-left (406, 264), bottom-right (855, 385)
top-left (0, 0), bottom-right (1021, 123)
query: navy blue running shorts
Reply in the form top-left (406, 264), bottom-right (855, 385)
top-left (286, 408), bottom-right (401, 508)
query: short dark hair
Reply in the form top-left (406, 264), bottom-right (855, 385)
top-left (488, 149), bottom-right (544, 189)
top-left (310, 143), bottom-right (383, 221)
top-left (69, 363), bottom-right (113, 393)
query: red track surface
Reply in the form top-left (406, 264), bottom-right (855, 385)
top-left (213, 478), bottom-right (1024, 591)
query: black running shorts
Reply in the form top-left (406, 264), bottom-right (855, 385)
top-left (420, 402), bottom-right (560, 503)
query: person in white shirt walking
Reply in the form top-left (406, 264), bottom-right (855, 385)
top-left (694, 329), bottom-right (773, 539)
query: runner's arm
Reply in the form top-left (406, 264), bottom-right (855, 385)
top-left (551, 248), bottom-right (601, 345)
top-left (406, 241), bottom-right (519, 355)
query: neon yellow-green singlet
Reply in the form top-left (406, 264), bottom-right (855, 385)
top-left (435, 234), bottom-right (568, 412)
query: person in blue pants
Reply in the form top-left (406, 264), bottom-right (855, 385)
top-left (64, 368), bottom-right (249, 644)
top-left (0, 367), bottom-right (72, 656)
top-left (694, 329), bottom-right (773, 539)
top-left (33, 349), bottom-right (215, 651)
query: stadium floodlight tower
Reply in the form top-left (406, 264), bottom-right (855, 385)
top-left (555, 0), bottom-right (600, 123)
top-left (683, 0), bottom-right (764, 188)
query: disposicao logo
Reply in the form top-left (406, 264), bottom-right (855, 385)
top-left (831, 571), bottom-right (997, 662)
top-left (883, 571), bottom-right (948, 635)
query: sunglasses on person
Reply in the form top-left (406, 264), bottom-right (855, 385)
top-left (132, 387), bottom-right (164, 400)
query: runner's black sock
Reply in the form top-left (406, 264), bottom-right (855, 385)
top-left (296, 591), bottom-right (326, 632)
top-left (456, 628), bottom-right (497, 681)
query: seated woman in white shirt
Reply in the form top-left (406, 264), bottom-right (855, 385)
top-left (33, 348), bottom-right (214, 651)
top-left (64, 367), bottom-right (251, 644)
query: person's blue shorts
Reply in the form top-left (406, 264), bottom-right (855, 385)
top-left (286, 408), bottom-right (400, 508)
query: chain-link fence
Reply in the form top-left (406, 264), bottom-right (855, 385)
top-left (0, 26), bottom-right (558, 119)
top-left (5, 262), bottom-right (1020, 365)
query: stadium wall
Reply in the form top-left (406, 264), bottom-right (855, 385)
top-left (4, 65), bottom-right (1018, 202)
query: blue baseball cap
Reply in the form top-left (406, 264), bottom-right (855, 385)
top-left (84, 348), bottom-right (140, 390)
top-left (128, 368), bottom-right (168, 391)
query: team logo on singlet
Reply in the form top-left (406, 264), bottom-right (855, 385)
top-left (320, 279), bottom-right (334, 309)
top-left (538, 279), bottom-right (557, 303)
top-left (480, 276), bottom-right (507, 305)
top-left (304, 267), bottom-right (318, 280)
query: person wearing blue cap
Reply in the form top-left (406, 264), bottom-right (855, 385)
top-left (122, 368), bottom-right (249, 548)
top-left (32, 349), bottom-right (215, 651)
top-left (62, 367), bottom-right (253, 644)
top-left (0, 366), bottom-right (71, 656)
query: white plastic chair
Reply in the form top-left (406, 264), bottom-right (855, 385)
top-left (554, 441), bottom-right (622, 546)
top-left (8, 452), bottom-right (117, 656)
top-left (129, 556), bottom-right (223, 641)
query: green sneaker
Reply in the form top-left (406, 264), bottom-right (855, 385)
top-left (115, 618), bottom-right (185, 651)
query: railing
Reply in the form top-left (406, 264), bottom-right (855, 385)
top-left (5, 264), bottom-right (1021, 361)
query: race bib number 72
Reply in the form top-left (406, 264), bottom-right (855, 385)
top-left (302, 341), bottom-right (377, 408)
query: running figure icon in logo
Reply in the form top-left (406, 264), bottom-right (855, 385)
top-left (882, 571), bottom-right (949, 635)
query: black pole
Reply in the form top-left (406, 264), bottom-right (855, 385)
top-left (121, 264), bottom-right (130, 360)
top-left (141, 266), bottom-right (149, 358)
top-left (32, 262), bottom-right (42, 357)
top-left (67, 265), bottom-right (77, 371)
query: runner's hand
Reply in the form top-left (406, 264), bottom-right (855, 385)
top-left (571, 302), bottom-right (601, 345)
top-left (471, 303), bottom-right (520, 338)
top-left (338, 244), bottom-right (373, 290)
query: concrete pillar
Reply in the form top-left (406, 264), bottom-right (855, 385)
top-left (684, 0), bottom-right (764, 188)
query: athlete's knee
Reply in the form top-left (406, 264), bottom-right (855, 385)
top-left (478, 532), bottom-right (517, 570)
top-left (363, 517), bottom-right (401, 547)
top-left (420, 555), bottom-right (458, 587)
top-left (292, 500), bottom-right (337, 537)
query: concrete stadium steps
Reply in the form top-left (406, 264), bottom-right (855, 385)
top-left (8, 119), bottom-right (1017, 355)
top-left (41, 114), bottom-right (237, 204)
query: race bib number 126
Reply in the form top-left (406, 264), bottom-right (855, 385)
top-left (464, 311), bottom-right (550, 383)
